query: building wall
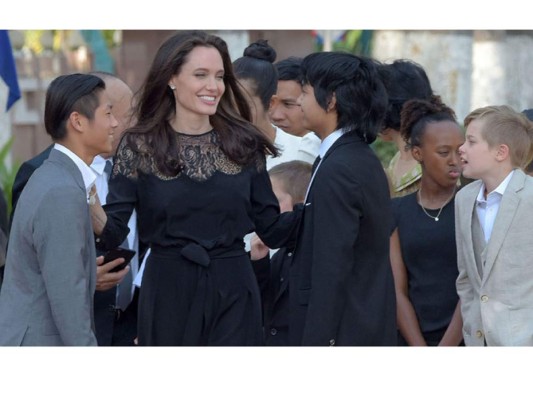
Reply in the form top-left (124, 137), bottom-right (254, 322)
top-left (9, 50), bottom-right (74, 164)
top-left (8, 30), bottom-right (533, 165)
top-left (116, 30), bottom-right (314, 93)
top-left (372, 30), bottom-right (474, 121)
top-left (115, 30), bottom-right (174, 93)
top-left (372, 30), bottom-right (533, 122)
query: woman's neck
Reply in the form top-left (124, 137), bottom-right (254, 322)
top-left (170, 113), bottom-right (212, 135)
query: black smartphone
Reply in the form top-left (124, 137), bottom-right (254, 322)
top-left (103, 247), bottom-right (136, 273)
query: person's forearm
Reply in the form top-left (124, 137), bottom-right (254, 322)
top-left (397, 295), bottom-right (427, 346)
top-left (439, 302), bottom-right (463, 346)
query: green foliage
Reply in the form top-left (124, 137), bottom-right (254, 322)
top-left (20, 30), bottom-right (118, 53)
top-left (371, 140), bottom-right (397, 169)
top-left (23, 30), bottom-right (45, 53)
top-left (101, 30), bottom-right (118, 48)
top-left (0, 138), bottom-right (21, 216)
top-left (313, 30), bottom-right (373, 56)
top-left (334, 30), bottom-right (373, 56)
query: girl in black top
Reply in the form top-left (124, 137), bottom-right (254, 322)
top-left (390, 96), bottom-right (464, 346)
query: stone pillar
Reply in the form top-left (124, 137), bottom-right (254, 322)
top-left (503, 31), bottom-right (533, 112)
top-left (471, 31), bottom-right (507, 111)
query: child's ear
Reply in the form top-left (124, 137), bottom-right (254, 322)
top-left (495, 144), bottom-right (510, 162)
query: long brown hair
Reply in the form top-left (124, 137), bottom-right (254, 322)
top-left (125, 30), bottom-right (277, 176)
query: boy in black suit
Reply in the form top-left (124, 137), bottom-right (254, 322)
top-left (250, 160), bottom-right (312, 345)
top-left (289, 52), bottom-right (397, 346)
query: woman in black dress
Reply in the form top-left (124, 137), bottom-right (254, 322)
top-left (389, 96), bottom-right (464, 346)
top-left (90, 31), bottom-right (300, 346)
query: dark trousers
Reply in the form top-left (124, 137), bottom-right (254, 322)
top-left (111, 289), bottom-right (139, 346)
top-left (94, 287), bottom-right (139, 346)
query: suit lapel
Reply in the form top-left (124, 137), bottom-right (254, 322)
top-left (306, 132), bottom-right (362, 198)
top-left (483, 170), bottom-right (524, 280)
top-left (47, 148), bottom-right (87, 193)
top-left (461, 182), bottom-right (483, 284)
top-left (297, 132), bottom-right (362, 256)
top-left (321, 130), bottom-right (362, 160)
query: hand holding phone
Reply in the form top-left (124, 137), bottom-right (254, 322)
top-left (103, 247), bottom-right (136, 273)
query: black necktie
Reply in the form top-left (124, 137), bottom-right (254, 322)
top-left (312, 156), bottom-right (321, 174)
top-left (104, 159), bottom-right (113, 178)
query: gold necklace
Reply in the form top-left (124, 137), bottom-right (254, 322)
top-left (417, 187), bottom-right (456, 222)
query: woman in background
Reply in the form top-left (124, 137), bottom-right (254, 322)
top-left (378, 59), bottom-right (434, 197)
top-left (233, 40), bottom-right (315, 169)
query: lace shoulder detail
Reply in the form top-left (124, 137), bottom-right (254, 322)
top-left (112, 130), bottom-right (243, 181)
top-left (176, 130), bottom-right (241, 181)
top-left (113, 135), bottom-right (152, 180)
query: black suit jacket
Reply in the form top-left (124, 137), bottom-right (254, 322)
top-left (289, 132), bottom-right (397, 346)
top-left (253, 247), bottom-right (291, 346)
top-left (9, 145), bottom-right (137, 345)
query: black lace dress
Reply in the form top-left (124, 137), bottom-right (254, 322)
top-left (96, 129), bottom-right (300, 346)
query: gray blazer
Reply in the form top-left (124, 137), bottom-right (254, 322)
top-left (455, 169), bottom-right (533, 346)
top-left (0, 149), bottom-right (97, 346)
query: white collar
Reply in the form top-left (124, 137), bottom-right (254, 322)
top-left (53, 143), bottom-right (97, 195)
top-left (476, 169), bottom-right (515, 203)
top-left (90, 154), bottom-right (112, 176)
top-left (319, 128), bottom-right (344, 158)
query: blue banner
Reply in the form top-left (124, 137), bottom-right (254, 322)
top-left (0, 30), bottom-right (21, 111)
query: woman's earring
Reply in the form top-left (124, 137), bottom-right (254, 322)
top-left (169, 84), bottom-right (176, 90)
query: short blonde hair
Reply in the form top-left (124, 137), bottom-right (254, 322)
top-left (464, 105), bottom-right (533, 169)
top-left (268, 161), bottom-right (312, 204)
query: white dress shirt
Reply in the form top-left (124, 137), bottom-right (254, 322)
top-left (300, 131), bottom-right (321, 163)
top-left (304, 128), bottom-right (345, 201)
top-left (54, 143), bottom-right (96, 199)
top-left (475, 169), bottom-right (515, 243)
top-left (267, 126), bottom-right (319, 170)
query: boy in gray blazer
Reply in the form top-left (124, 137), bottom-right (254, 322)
top-left (455, 105), bottom-right (533, 346)
top-left (0, 73), bottom-right (118, 345)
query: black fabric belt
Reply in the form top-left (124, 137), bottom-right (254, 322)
top-left (151, 241), bottom-right (246, 267)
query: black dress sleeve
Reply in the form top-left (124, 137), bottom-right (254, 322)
top-left (249, 159), bottom-right (302, 249)
top-left (95, 138), bottom-right (138, 251)
top-left (390, 196), bottom-right (403, 235)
